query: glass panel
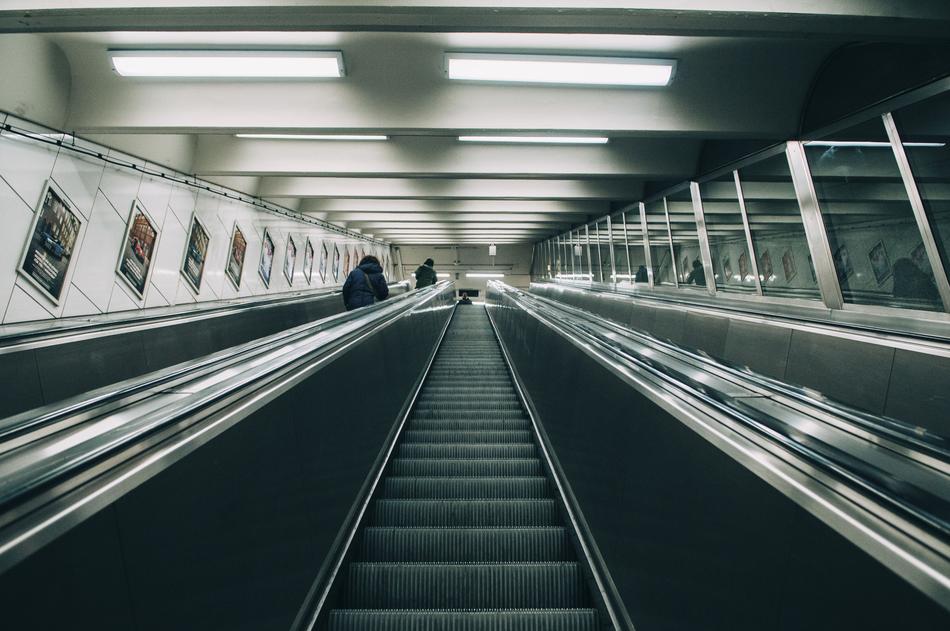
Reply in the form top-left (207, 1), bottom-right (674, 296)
top-left (700, 174), bottom-right (756, 294)
top-left (644, 199), bottom-right (674, 284)
top-left (739, 152), bottom-right (821, 300)
top-left (806, 118), bottom-right (942, 311)
top-left (595, 219), bottom-right (610, 283)
top-left (666, 188), bottom-right (704, 289)
top-left (610, 212), bottom-right (632, 284)
top-left (574, 229), bottom-right (590, 280)
top-left (893, 90), bottom-right (950, 306)
top-left (623, 208), bottom-right (649, 284)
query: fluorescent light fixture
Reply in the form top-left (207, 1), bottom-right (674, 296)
top-left (466, 272), bottom-right (505, 278)
top-left (111, 50), bottom-right (344, 78)
top-left (437, 273), bottom-right (451, 278)
top-left (806, 140), bottom-right (945, 148)
top-left (459, 135), bottom-right (608, 144)
top-left (236, 134), bottom-right (387, 140)
top-left (446, 53), bottom-right (675, 87)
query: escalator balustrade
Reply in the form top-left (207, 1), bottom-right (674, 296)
top-left (327, 305), bottom-right (598, 630)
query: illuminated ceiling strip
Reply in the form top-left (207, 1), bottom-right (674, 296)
top-left (446, 53), bottom-right (675, 87)
top-left (458, 135), bottom-right (608, 144)
top-left (111, 50), bottom-right (344, 78)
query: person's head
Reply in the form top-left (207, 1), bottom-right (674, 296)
top-left (424, 258), bottom-right (434, 267)
top-left (359, 255), bottom-right (380, 267)
top-left (461, 292), bottom-right (468, 299)
top-left (692, 259), bottom-right (702, 270)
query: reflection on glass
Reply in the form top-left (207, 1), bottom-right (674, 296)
top-left (666, 187), bottom-right (704, 289)
top-left (700, 173), bottom-right (755, 294)
top-left (610, 212), bottom-right (632, 284)
top-left (805, 118), bottom-right (942, 311)
top-left (644, 199), bottom-right (674, 285)
top-left (625, 209), bottom-right (650, 285)
top-left (595, 219), bottom-right (610, 283)
top-left (894, 90), bottom-right (950, 309)
top-left (739, 152), bottom-right (821, 301)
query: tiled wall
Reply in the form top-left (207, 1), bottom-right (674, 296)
top-left (0, 114), bottom-right (391, 324)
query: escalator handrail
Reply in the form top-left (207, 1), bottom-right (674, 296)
top-left (537, 279), bottom-right (950, 350)
top-left (0, 281), bottom-right (411, 353)
top-left (0, 282), bottom-right (452, 534)
top-left (488, 281), bottom-right (950, 600)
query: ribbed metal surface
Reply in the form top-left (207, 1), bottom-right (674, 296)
top-left (329, 306), bottom-right (595, 629)
top-left (327, 609), bottom-right (599, 630)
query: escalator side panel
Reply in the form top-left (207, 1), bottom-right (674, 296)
top-left (490, 292), bottom-right (949, 631)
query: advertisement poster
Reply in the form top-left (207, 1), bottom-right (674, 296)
top-left (737, 252), bottom-right (749, 281)
top-left (721, 254), bottom-right (733, 283)
top-left (868, 240), bottom-right (892, 285)
top-left (226, 224), bottom-right (247, 289)
top-left (833, 244), bottom-right (854, 280)
top-left (781, 248), bottom-right (797, 283)
top-left (284, 235), bottom-right (297, 285)
top-left (303, 239), bottom-right (314, 284)
top-left (759, 250), bottom-right (773, 282)
top-left (181, 216), bottom-right (210, 293)
top-left (343, 248), bottom-right (351, 276)
top-left (910, 242), bottom-right (929, 272)
top-left (319, 241), bottom-right (329, 282)
top-left (259, 229), bottom-right (275, 287)
top-left (332, 244), bottom-right (341, 281)
top-left (117, 201), bottom-right (159, 298)
top-left (19, 181), bottom-right (82, 303)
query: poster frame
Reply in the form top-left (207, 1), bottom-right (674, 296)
top-left (259, 228), bottom-right (275, 288)
top-left (225, 222), bottom-right (247, 290)
top-left (116, 199), bottom-right (160, 300)
top-left (332, 243), bottom-right (341, 281)
top-left (303, 238), bottom-right (315, 285)
top-left (17, 179), bottom-right (85, 306)
top-left (319, 241), bottom-right (329, 282)
top-left (180, 214), bottom-right (210, 295)
top-left (284, 234), bottom-right (297, 285)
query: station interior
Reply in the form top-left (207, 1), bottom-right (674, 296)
top-left (0, 2), bottom-right (949, 630)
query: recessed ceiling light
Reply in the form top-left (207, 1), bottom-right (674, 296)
top-left (446, 53), bottom-right (675, 87)
top-left (110, 50), bottom-right (344, 78)
top-left (458, 136), bottom-right (608, 144)
top-left (236, 134), bottom-right (388, 140)
top-left (466, 272), bottom-right (505, 278)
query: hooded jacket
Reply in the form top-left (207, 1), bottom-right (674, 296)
top-left (414, 262), bottom-right (437, 288)
top-left (342, 259), bottom-right (389, 310)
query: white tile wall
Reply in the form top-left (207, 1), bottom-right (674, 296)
top-left (0, 119), bottom-right (388, 324)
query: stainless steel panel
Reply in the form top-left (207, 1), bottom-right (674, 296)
top-left (885, 349), bottom-right (950, 438)
top-left (784, 329), bottom-right (895, 414)
top-left (0, 349), bottom-right (44, 419)
top-left (649, 305), bottom-right (687, 344)
top-left (723, 320), bottom-right (792, 379)
top-left (682, 312), bottom-right (730, 359)
top-left (627, 303), bottom-right (657, 334)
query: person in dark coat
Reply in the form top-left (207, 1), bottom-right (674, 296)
top-left (458, 291), bottom-right (473, 305)
top-left (685, 259), bottom-right (706, 286)
top-left (342, 255), bottom-right (389, 311)
top-left (892, 258), bottom-right (939, 303)
top-left (414, 258), bottom-right (437, 288)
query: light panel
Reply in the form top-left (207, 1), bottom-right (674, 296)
top-left (236, 134), bottom-right (387, 140)
top-left (466, 272), bottom-right (505, 278)
top-left (446, 53), bottom-right (675, 87)
top-left (458, 135), bottom-right (608, 144)
top-left (111, 50), bottom-right (344, 78)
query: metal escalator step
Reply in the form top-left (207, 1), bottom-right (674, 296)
top-left (344, 562), bottom-right (588, 609)
top-left (358, 527), bottom-right (572, 562)
top-left (397, 443), bottom-right (536, 458)
top-left (414, 400), bottom-right (523, 411)
top-left (327, 609), bottom-right (599, 631)
top-left (409, 419), bottom-right (529, 432)
top-left (411, 410), bottom-right (527, 420)
top-left (381, 477), bottom-right (550, 499)
top-left (402, 430), bottom-right (533, 444)
top-left (368, 500), bottom-right (561, 527)
top-left (390, 458), bottom-right (542, 477)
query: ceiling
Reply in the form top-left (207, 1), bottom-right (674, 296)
top-left (2, 1), bottom-right (949, 245)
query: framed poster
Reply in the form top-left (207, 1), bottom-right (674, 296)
top-left (332, 244), bottom-right (341, 281)
top-left (868, 240), bottom-right (892, 285)
top-left (833, 244), bottom-right (854, 280)
top-left (303, 238), bottom-right (315, 285)
top-left (759, 250), bottom-right (773, 281)
top-left (721, 254), bottom-right (733, 283)
top-left (226, 223), bottom-right (247, 289)
top-left (737, 252), bottom-right (749, 281)
top-left (259, 228), bottom-right (275, 287)
top-left (117, 200), bottom-right (159, 298)
top-left (781, 248), bottom-right (796, 283)
top-left (181, 216), bottom-right (210, 293)
top-left (284, 235), bottom-right (297, 285)
top-left (343, 248), bottom-right (351, 276)
top-left (18, 181), bottom-right (83, 304)
top-left (910, 242), bottom-right (929, 272)
top-left (319, 241), bottom-right (329, 282)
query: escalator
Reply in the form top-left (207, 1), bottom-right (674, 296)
top-left (326, 305), bottom-right (599, 630)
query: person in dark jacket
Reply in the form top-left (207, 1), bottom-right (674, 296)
top-left (685, 259), bottom-right (706, 286)
top-left (458, 291), bottom-right (472, 305)
top-left (892, 258), bottom-right (939, 303)
top-left (414, 258), bottom-right (437, 288)
top-left (342, 255), bottom-right (389, 311)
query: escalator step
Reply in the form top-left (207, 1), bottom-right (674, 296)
top-left (409, 419), bottom-right (530, 432)
top-left (327, 609), bottom-right (599, 631)
top-left (403, 430), bottom-right (533, 444)
top-left (413, 401), bottom-right (523, 411)
top-left (381, 477), bottom-right (549, 499)
top-left (397, 443), bottom-right (537, 458)
top-left (344, 562), bottom-right (588, 609)
top-left (411, 410), bottom-right (527, 420)
top-left (390, 458), bottom-right (543, 477)
top-left (358, 527), bottom-right (573, 562)
top-left (368, 500), bottom-right (560, 527)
